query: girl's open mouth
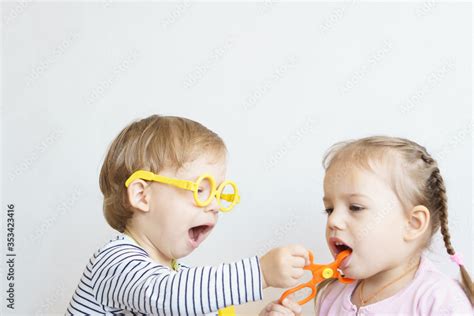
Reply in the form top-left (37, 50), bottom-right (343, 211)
top-left (188, 224), bottom-right (214, 248)
top-left (329, 237), bottom-right (353, 270)
top-left (335, 242), bottom-right (352, 254)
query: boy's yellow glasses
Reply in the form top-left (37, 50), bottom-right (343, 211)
top-left (125, 170), bottom-right (240, 212)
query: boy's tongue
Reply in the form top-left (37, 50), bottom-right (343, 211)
top-left (188, 225), bottom-right (210, 248)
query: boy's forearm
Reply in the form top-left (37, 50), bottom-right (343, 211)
top-left (100, 256), bottom-right (263, 314)
top-left (171, 256), bottom-right (263, 313)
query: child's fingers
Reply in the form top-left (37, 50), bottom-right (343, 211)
top-left (281, 298), bottom-right (302, 314)
top-left (266, 301), bottom-right (294, 315)
top-left (291, 268), bottom-right (305, 280)
top-left (290, 256), bottom-right (306, 268)
top-left (288, 244), bottom-right (310, 265)
top-left (290, 257), bottom-right (307, 280)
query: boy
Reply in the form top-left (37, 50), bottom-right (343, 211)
top-left (67, 115), bottom-right (309, 315)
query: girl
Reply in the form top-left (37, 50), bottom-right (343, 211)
top-left (261, 136), bottom-right (473, 315)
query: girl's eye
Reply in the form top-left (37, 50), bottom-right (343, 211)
top-left (323, 208), bottom-right (334, 215)
top-left (350, 204), bottom-right (365, 212)
top-left (198, 188), bottom-right (204, 194)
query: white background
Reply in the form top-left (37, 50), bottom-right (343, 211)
top-left (1, 1), bottom-right (472, 315)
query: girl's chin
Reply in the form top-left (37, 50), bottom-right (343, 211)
top-left (341, 267), bottom-right (369, 281)
top-left (342, 270), bottom-right (357, 279)
top-left (338, 258), bottom-right (360, 280)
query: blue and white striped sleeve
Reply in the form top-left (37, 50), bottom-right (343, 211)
top-left (91, 246), bottom-right (263, 315)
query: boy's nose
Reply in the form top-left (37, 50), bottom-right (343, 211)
top-left (204, 196), bottom-right (220, 214)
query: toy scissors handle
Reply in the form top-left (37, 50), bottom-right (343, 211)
top-left (278, 251), bottom-right (317, 305)
top-left (278, 250), bottom-right (353, 305)
top-left (279, 282), bottom-right (317, 305)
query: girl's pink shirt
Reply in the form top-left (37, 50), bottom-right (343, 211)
top-left (316, 256), bottom-right (473, 315)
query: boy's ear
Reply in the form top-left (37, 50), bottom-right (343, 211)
top-left (127, 180), bottom-right (151, 213)
top-left (404, 205), bottom-right (430, 241)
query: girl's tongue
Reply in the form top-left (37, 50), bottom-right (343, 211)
top-left (335, 245), bottom-right (353, 274)
top-left (339, 253), bottom-right (353, 270)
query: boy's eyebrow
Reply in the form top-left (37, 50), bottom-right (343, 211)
top-left (348, 193), bottom-right (372, 200)
top-left (188, 172), bottom-right (226, 185)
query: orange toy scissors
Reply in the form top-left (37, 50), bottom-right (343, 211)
top-left (279, 250), bottom-right (354, 305)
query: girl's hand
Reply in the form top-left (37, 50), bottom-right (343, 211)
top-left (259, 298), bottom-right (302, 316)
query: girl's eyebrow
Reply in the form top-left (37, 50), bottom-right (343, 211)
top-left (323, 193), bottom-right (372, 202)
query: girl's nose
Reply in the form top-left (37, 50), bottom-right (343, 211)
top-left (327, 208), bottom-right (347, 230)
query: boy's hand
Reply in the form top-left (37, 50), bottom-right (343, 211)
top-left (259, 298), bottom-right (302, 316)
top-left (260, 244), bottom-right (310, 289)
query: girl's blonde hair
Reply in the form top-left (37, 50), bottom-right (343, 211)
top-left (99, 115), bottom-right (227, 232)
top-left (322, 136), bottom-right (473, 304)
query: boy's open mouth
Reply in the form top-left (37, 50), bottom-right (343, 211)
top-left (188, 224), bottom-right (214, 248)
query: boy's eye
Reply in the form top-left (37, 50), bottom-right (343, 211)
top-left (350, 204), bottom-right (365, 212)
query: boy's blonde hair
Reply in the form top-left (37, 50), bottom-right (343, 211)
top-left (322, 136), bottom-right (473, 304)
top-left (99, 115), bottom-right (227, 232)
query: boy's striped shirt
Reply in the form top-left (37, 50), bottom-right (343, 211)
top-left (66, 235), bottom-right (262, 315)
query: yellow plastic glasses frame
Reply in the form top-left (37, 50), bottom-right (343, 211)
top-left (125, 170), bottom-right (240, 212)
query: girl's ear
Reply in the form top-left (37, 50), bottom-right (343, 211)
top-left (404, 205), bottom-right (430, 241)
top-left (127, 180), bottom-right (151, 213)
